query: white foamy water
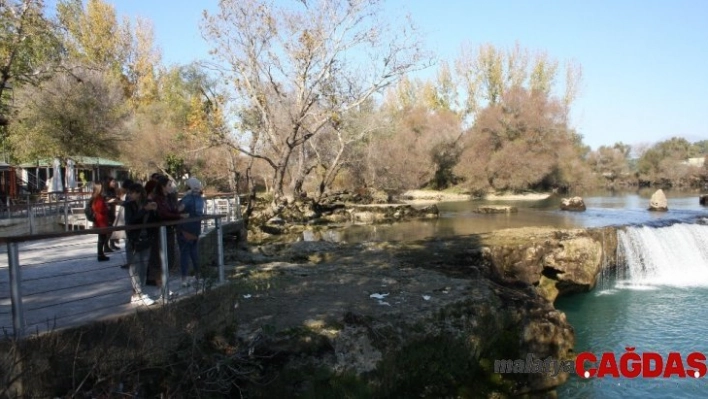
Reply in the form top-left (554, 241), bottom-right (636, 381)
top-left (617, 223), bottom-right (708, 287)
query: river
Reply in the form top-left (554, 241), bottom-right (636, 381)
top-left (312, 189), bottom-right (708, 398)
top-left (319, 189), bottom-right (708, 243)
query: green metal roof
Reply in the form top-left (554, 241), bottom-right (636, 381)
top-left (18, 156), bottom-right (125, 168)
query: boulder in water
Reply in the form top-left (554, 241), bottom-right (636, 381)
top-left (648, 189), bottom-right (668, 212)
top-left (700, 195), bottom-right (708, 206)
top-left (560, 197), bottom-right (586, 211)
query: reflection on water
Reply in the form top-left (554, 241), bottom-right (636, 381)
top-left (308, 190), bottom-right (708, 244)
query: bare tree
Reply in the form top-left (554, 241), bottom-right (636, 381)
top-left (305, 103), bottom-right (381, 199)
top-left (201, 0), bottom-right (431, 206)
top-left (454, 42), bottom-right (581, 122)
top-left (455, 87), bottom-right (585, 193)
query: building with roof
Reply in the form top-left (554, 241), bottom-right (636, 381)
top-left (15, 156), bottom-right (128, 195)
top-left (0, 161), bottom-right (17, 204)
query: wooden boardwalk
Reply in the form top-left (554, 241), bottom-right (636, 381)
top-left (0, 235), bottom-right (196, 337)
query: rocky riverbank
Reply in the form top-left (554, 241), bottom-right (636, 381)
top-left (217, 224), bottom-right (619, 396)
top-left (219, 225), bottom-right (619, 396)
top-left (224, 237), bottom-right (576, 397)
top-left (3, 225), bottom-right (619, 398)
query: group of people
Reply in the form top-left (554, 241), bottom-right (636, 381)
top-left (89, 173), bottom-right (206, 306)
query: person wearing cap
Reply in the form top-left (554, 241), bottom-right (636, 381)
top-left (178, 177), bottom-right (205, 287)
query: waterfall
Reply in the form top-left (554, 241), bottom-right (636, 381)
top-left (616, 223), bottom-right (708, 287)
top-left (596, 228), bottom-right (617, 292)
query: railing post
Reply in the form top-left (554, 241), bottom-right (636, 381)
top-left (215, 217), bottom-right (225, 284)
top-left (158, 226), bottom-right (169, 303)
top-left (235, 196), bottom-right (242, 220)
top-left (8, 242), bottom-right (25, 339)
top-left (63, 196), bottom-right (69, 232)
top-left (27, 199), bottom-right (34, 235)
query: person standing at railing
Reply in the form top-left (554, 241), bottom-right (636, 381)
top-left (146, 176), bottom-right (183, 295)
top-left (102, 177), bottom-right (120, 252)
top-left (113, 179), bottom-right (134, 269)
top-left (162, 175), bottom-right (182, 274)
top-left (143, 173), bottom-right (162, 286)
top-left (125, 183), bottom-right (158, 306)
top-left (178, 177), bottom-right (205, 287)
top-left (90, 181), bottom-right (113, 262)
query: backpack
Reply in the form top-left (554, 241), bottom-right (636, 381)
top-left (84, 199), bottom-right (95, 222)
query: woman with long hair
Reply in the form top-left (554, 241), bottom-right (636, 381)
top-left (90, 181), bottom-right (111, 261)
top-left (146, 176), bottom-right (183, 296)
top-left (112, 179), bottom-right (133, 268)
top-left (124, 183), bottom-right (158, 306)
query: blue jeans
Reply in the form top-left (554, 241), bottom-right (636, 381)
top-left (178, 235), bottom-right (199, 279)
top-left (129, 248), bottom-right (150, 295)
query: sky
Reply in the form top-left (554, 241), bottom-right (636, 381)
top-left (100, 0), bottom-right (708, 151)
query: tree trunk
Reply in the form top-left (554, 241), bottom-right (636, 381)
top-left (315, 142), bottom-right (346, 202)
top-left (226, 150), bottom-right (238, 193)
top-left (271, 146), bottom-right (295, 207)
top-left (292, 143), bottom-right (307, 198)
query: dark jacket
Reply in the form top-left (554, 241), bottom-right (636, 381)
top-left (153, 193), bottom-right (182, 221)
top-left (124, 199), bottom-right (157, 243)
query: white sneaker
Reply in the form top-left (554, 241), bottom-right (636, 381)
top-left (130, 294), bottom-right (142, 304)
top-left (155, 290), bottom-right (176, 303)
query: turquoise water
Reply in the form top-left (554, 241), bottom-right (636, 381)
top-left (555, 223), bottom-right (708, 398)
top-left (556, 285), bottom-right (708, 398)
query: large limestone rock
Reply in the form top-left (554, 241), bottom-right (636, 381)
top-left (542, 236), bottom-right (603, 298)
top-left (560, 196), bottom-right (586, 211)
top-left (480, 227), bottom-right (617, 302)
top-left (648, 189), bottom-right (668, 211)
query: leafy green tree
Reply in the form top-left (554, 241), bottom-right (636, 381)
top-left (125, 17), bottom-right (161, 108)
top-left (7, 67), bottom-right (128, 161)
top-left (586, 144), bottom-right (631, 186)
top-left (0, 0), bottom-right (62, 123)
top-left (693, 140), bottom-right (708, 155)
top-left (119, 64), bottom-right (233, 187)
top-left (636, 137), bottom-right (701, 187)
top-left (56, 0), bottom-right (131, 75)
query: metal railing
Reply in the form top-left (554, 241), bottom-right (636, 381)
top-left (203, 196), bottom-right (243, 229)
top-left (0, 214), bottom-right (237, 339)
top-left (0, 194), bottom-right (245, 236)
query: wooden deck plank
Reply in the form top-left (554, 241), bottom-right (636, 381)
top-left (0, 236), bottom-right (194, 337)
